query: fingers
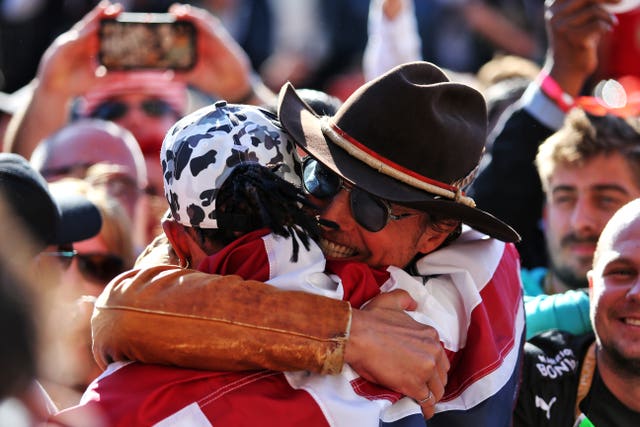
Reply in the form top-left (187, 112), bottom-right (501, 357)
top-left (346, 300), bottom-right (450, 420)
top-left (416, 347), bottom-right (450, 419)
top-left (543, 0), bottom-right (618, 91)
top-left (72, 1), bottom-right (121, 36)
top-left (436, 346), bottom-right (451, 388)
top-left (411, 349), bottom-right (447, 420)
top-left (547, 0), bottom-right (617, 39)
top-left (402, 331), bottom-right (448, 420)
top-left (363, 288), bottom-right (418, 311)
top-left (417, 389), bottom-right (437, 419)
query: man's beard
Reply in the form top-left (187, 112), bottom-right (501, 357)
top-left (549, 262), bottom-right (589, 290)
top-left (600, 341), bottom-right (640, 377)
top-left (548, 232), bottom-right (597, 290)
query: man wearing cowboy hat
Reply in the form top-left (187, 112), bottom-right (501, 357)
top-left (90, 62), bottom-right (525, 426)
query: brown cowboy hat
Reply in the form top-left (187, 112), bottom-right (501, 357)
top-left (278, 61), bottom-right (520, 243)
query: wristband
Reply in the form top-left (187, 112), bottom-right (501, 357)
top-left (537, 71), bottom-right (575, 112)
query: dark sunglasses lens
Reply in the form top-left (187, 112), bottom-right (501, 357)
top-left (141, 99), bottom-right (174, 117)
top-left (58, 254), bottom-right (75, 270)
top-left (52, 251), bottom-right (76, 270)
top-left (302, 160), bottom-right (341, 198)
top-left (90, 101), bottom-right (128, 121)
top-left (77, 254), bottom-right (125, 284)
top-left (38, 247), bottom-right (76, 270)
top-left (350, 188), bottom-right (388, 232)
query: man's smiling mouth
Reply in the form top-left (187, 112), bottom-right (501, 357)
top-left (320, 238), bottom-right (357, 258)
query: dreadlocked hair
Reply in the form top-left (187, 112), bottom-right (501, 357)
top-left (210, 163), bottom-right (321, 262)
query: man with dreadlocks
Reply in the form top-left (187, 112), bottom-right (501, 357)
top-left (54, 100), bottom-right (484, 426)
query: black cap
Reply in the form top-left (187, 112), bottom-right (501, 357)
top-left (0, 153), bottom-right (102, 247)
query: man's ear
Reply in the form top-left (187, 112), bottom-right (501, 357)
top-left (541, 203), bottom-right (548, 232)
top-left (587, 270), bottom-right (595, 300)
top-left (162, 220), bottom-right (201, 268)
top-left (415, 220), bottom-right (459, 254)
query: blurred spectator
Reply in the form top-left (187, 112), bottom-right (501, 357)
top-left (513, 198), bottom-right (640, 426)
top-left (362, 0), bottom-right (542, 137)
top-left (363, 0), bottom-right (422, 82)
top-left (195, 0), bottom-right (274, 72)
top-left (0, 153), bottom-right (101, 251)
top-left (3, 1), bottom-right (277, 253)
top-left (39, 178), bottom-right (134, 409)
top-left (308, 0), bottom-right (370, 99)
top-left (30, 118), bottom-right (146, 192)
top-left (259, 0), bottom-right (329, 91)
top-left (469, 0), bottom-right (640, 340)
top-left (3, 2), bottom-right (272, 189)
top-left (0, 201), bottom-right (56, 427)
top-left (470, 0), bottom-right (623, 269)
top-left (29, 118), bottom-right (152, 250)
top-left (0, 152), bottom-right (101, 424)
top-left (0, 0), bottom-right (96, 93)
top-left (475, 54), bottom-right (540, 134)
top-left (363, 0), bottom-right (543, 84)
top-left (0, 84), bottom-right (31, 142)
top-left (524, 108), bottom-right (640, 338)
top-left (74, 70), bottom-right (187, 196)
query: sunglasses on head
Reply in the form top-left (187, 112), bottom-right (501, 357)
top-left (40, 248), bottom-right (126, 284)
top-left (89, 99), bottom-right (177, 121)
top-left (302, 158), bottom-right (417, 232)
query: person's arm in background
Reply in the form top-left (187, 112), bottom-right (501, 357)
top-left (2, 2), bottom-right (119, 157)
top-left (3, 2), bottom-right (275, 158)
top-left (461, 0), bottom-right (540, 61)
top-left (469, 0), bottom-right (618, 269)
top-left (524, 290), bottom-right (591, 339)
top-left (168, 3), bottom-right (276, 107)
top-left (362, 0), bottom-right (422, 82)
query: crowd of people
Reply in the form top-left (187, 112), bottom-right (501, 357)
top-left (1, 0), bottom-right (639, 426)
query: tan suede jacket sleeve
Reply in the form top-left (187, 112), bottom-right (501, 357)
top-left (92, 243), bottom-right (351, 375)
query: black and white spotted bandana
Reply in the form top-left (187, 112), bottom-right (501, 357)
top-left (160, 101), bottom-right (301, 228)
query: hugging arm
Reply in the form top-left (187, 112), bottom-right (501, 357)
top-left (93, 263), bottom-right (448, 419)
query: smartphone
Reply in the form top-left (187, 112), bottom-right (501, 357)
top-left (99, 13), bottom-right (197, 71)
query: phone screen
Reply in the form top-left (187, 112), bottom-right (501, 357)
top-left (99, 14), bottom-right (197, 70)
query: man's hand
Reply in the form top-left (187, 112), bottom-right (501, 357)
top-left (544, 0), bottom-right (619, 95)
top-left (36, 2), bottom-right (122, 98)
top-left (345, 289), bottom-right (449, 419)
top-left (169, 3), bottom-right (274, 105)
top-left (4, 2), bottom-right (123, 155)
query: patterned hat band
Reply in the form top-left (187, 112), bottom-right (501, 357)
top-left (320, 117), bottom-right (477, 208)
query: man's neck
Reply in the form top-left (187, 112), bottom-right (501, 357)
top-left (596, 347), bottom-right (640, 412)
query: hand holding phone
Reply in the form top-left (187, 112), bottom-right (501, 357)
top-left (99, 13), bottom-right (197, 71)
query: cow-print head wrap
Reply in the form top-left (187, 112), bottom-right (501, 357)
top-left (160, 101), bottom-right (319, 258)
top-left (161, 101), bottom-right (303, 230)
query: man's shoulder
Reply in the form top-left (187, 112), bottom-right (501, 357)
top-left (526, 330), bottom-right (594, 357)
top-left (520, 267), bottom-right (547, 296)
top-left (524, 330), bottom-right (595, 377)
top-left (412, 227), bottom-right (521, 303)
top-left (514, 331), bottom-right (595, 426)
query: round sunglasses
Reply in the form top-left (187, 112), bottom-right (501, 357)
top-left (89, 99), bottom-right (177, 121)
top-left (39, 249), bottom-right (126, 284)
top-left (302, 158), bottom-right (416, 232)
